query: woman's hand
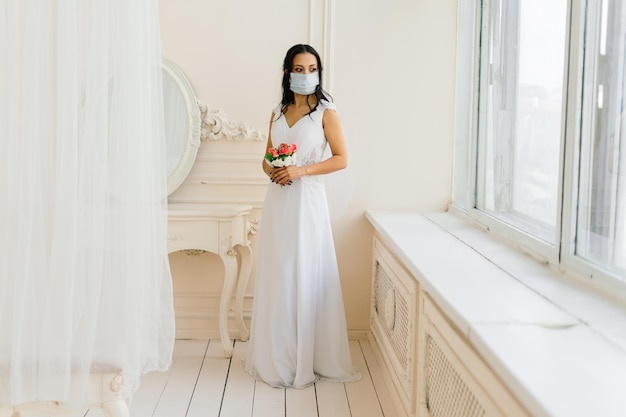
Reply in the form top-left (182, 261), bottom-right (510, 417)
top-left (270, 165), bottom-right (304, 186)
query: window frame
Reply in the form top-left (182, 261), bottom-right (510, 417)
top-left (452, 0), bottom-right (626, 297)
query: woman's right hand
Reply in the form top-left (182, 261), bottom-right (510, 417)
top-left (269, 166), bottom-right (296, 186)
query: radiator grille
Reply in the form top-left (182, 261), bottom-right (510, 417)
top-left (374, 261), bottom-right (410, 370)
top-left (425, 334), bottom-right (485, 417)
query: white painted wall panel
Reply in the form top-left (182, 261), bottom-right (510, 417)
top-left (160, 0), bottom-right (458, 336)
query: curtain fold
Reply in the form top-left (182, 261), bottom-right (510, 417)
top-left (0, 0), bottom-right (174, 405)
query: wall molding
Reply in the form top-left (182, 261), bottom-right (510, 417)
top-left (199, 102), bottom-right (266, 142)
top-left (308, 0), bottom-right (335, 92)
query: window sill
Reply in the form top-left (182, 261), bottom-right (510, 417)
top-left (366, 209), bottom-right (626, 417)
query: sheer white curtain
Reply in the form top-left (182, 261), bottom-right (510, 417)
top-left (0, 0), bottom-right (174, 406)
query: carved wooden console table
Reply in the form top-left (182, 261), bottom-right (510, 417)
top-left (167, 203), bottom-right (254, 358)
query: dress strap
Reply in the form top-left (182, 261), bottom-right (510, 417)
top-left (319, 99), bottom-right (336, 111)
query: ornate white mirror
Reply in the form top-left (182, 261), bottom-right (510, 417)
top-left (162, 57), bottom-right (201, 196)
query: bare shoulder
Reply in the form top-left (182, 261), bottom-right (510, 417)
top-left (322, 106), bottom-right (342, 128)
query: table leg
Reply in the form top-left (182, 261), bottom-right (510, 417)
top-left (102, 399), bottom-right (130, 417)
top-left (235, 244), bottom-right (253, 341)
top-left (218, 252), bottom-right (238, 358)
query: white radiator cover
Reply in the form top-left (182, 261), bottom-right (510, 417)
top-left (371, 237), bottom-right (419, 416)
top-left (419, 295), bottom-right (529, 417)
top-left (370, 234), bottom-right (530, 417)
top-left (424, 333), bottom-right (486, 417)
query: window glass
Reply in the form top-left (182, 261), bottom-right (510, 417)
top-left (576, 0), bottom-right (626, 275)
top-left (476, 0), bottom-right (568, 244)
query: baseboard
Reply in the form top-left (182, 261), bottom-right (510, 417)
top-left (348, 329), bottom-right (370, 340)
top-left (176, 328), bottom-right (371, 342)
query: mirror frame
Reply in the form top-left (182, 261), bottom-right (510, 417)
top-left (162, 57), bottom-right (202, 196)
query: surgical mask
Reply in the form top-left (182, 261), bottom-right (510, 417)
top-left (289, 72), bottom-right (319, 95)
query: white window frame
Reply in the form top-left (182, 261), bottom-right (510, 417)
top-left (452, 0), bottom-right (626, 298)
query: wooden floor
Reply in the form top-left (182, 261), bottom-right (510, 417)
top-left (50, 338), bottom-right (399, 417)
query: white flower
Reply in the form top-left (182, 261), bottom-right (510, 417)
top-left (282, 156), bottom-right (294, 166)
top-left (267, 151), bottom-right (297, 168)
top-left (271, 159), bottom-right (285, 167)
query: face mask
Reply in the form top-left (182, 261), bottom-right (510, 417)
top-left (289, 72), bottom-right (319, 95)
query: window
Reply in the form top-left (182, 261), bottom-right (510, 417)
top-left (575, 0), bottom-right (626, 278)
top-left (453, 0), bottom-right (626, 288)
top-left (476, 0), bottom-right (567, 245)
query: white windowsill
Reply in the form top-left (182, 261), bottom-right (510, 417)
top-left (365, 209), bottom-right (626, 417)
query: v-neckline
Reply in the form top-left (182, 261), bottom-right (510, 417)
top-left (284, 104), bottom-right (318, 129)
top-left (286, 115), bottom-right (306, 129)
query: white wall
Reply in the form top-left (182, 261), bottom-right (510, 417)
top-left (160, 0), bottom-right (458, 337)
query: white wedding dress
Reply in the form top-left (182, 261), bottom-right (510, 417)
top-left (244, 100), bottom-right (360, 388)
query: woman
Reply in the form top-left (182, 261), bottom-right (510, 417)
top-left (244, 44), bottom-right (360, 388)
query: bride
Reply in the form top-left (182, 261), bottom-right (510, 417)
top-left (244, 44), bottom-right (361, 388)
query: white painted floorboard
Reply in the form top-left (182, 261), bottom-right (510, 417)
top-left (77, 338), bottom-right (399, 417)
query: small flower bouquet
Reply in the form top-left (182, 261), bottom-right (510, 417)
top-left (265, 143), bottom-right (297, 167)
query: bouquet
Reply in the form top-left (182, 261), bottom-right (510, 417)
top-left (265, 143), bottom-right (297, 167)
